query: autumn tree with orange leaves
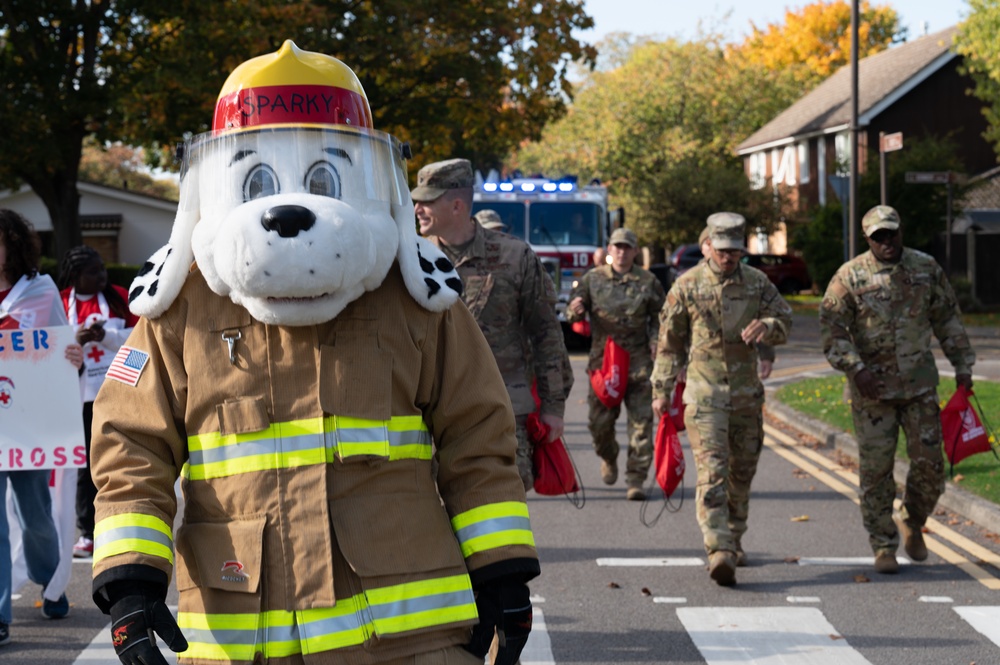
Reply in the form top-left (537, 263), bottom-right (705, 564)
top-left (735, 0), bottom-right (901, 89)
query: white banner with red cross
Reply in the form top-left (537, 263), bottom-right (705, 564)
top-left (0, 325), bottom-right (86, 469)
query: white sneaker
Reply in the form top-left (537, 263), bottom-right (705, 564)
top-left (73, 536), bottom-right (94, 558)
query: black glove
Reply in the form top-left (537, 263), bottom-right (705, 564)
top-left (109, 591), bottom-right (188, 665)
top-left (464, 580), bottom-right (532, 660)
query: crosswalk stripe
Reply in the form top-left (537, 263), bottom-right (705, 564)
top-left (786, 596), bottom-right (822, 603)
top-left (597, 557), bottom-right (704, 566)
top-left (521, 608), bottom-right (555, 665)
top-left (677, 607), bottom-right (873, 664)
top-left (919, 596), bottom-right (954, 603)
top-left (798, 557), bottom-right (911, 566)
top-left (953, 607), bottom-right (1000, 648)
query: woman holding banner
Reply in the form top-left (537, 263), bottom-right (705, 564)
top-left (0, 209), bottom-right (82, 646)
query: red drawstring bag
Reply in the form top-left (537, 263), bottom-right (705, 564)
top-left (589, 337), bottom-right (629, 408)
top-left (941, 385), bottom-right (997, 473)
top-left (527, 382), bottom-right (583, 505)
top-left (654, 412), bottom-right (685, 500)
top-left (668, 381), bottom-right (686, 432)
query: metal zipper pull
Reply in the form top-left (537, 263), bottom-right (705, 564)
top-left (222, 329), bottom-right (242, 365)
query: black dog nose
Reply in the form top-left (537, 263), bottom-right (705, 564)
top-left (261, 205), bottom-right (316, 238)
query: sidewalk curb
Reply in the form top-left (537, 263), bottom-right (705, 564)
top-left (764, 393), bottom-right (1000, 537)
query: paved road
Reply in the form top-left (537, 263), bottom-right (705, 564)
top-left (4, 312), bottom-right (999, 664)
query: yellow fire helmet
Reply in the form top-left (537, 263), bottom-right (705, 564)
top-left (212, 40), bottom-right (373, 133)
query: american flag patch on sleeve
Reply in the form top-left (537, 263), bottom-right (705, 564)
top-left (106, 346), bottom-right (151, 387)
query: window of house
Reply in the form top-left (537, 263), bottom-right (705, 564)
top-left (771, 145), bottom-right (797, 186)
top-left (797, 142), bottom-right (810, 184)
top-left (748, 152), bottom-right (767, 189)
top-left (834, 132), bottom-right (851, 176)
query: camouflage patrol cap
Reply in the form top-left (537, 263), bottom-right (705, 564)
top-left (609, 227), bottom-right (638, 248)
top-left (698, 226), bottom-right (711, 247)
top-left (475, 209), bottom-right (507, 231)
top-left (861, 205), bottom-right (901, 237)
top-left (707, 212), bottom-right (746, 250)
top-left (411, 158), bottom-right (474, 202)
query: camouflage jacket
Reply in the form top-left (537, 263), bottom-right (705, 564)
top-left (566, 264), bottom-right (665, 377)
top-left (652, 260), bottom-right (792, 409)
top-left (430, 223), bottom-right (571, 417)
top-left (819, 248), bottom-right (975, 400)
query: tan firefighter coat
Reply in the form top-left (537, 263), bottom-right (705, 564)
top-left (91, 263), bottom-right (539, 665)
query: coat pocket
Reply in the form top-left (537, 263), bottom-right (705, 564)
top-left (175, 517), bottom-right (266, 599)
top-left (330, 493), bottom-right (467, 578)
top-left (216, 396), bottom-right (270, 437)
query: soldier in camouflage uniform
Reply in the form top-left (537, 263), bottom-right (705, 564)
top-left (651, 213), bottom-right (792, 586)
top-left (413, 159), bottom-right (573, 491)
top-left (567, 228), bottom-right (666, 500)
top-left (819, 205), bottom-right (975, 575)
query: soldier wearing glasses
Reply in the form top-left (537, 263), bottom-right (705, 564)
top-left (820, 205), bottom-right (976, 575)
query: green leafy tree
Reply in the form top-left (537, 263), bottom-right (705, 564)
top-left (0, 0), bottom-right (595, 261)
top-left (956, 0), bottom-right (1000, 160)
top-left (79, 138), bottom-right (178, 200)
top-left (513, 36), bottom-right (789, 247)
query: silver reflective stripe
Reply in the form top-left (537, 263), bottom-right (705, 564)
top-left (370, 589), bottom-right (475, 623)
top-left (298, 608), bottom-right (372, 639)
top-left (95, 525), bottom-right (173, 551)
top-left (388, 428), bottom-right (432, 448)
top-left (454, 516), bottom-right (532, 545)
top-left (188, 432), bottom-right (324, 467)
top-left (336, 426), bottom-right (388, 444)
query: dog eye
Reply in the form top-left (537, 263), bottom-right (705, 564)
top-left (305, 162), bottom-right (341, 199)
top-left (243, 165), bottom-right (279, 201)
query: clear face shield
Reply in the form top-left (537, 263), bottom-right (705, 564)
top-left (178, 125), bottom-right (410, 216)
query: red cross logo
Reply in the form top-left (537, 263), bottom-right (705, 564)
top-left (87, 346), bottom-right (105, 363)
top-left (0, 390), bottom-right (10, 406)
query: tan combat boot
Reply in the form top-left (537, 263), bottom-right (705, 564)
top-left (874, 550), bottom-right (899, 574)
top-left (708, 551), bottom-right (737, 586)
top-left (600, 459), bottom-right (618, 485)
top-left (626, 485), bottom-right (646, 501)
top-left (897, 518), bottom-right (928, 562)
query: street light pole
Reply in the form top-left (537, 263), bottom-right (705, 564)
top-left (849, 0), bottom-right (859, 258)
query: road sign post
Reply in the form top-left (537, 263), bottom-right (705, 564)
top-left (879, 131), bottom-right (903, 205)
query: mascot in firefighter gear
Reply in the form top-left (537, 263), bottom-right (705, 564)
top-left (90, 41), bottom-right (538, 665)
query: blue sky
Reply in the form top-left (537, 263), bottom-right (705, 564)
top-left (576, 0), bottom-right (970, 44)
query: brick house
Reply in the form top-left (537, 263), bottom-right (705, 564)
top-left (736, 26), bottom-right (994, 252)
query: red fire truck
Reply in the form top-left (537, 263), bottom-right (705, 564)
top-left (471, 173), bottom-right (621, 325)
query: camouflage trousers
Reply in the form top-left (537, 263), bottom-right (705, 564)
top-left (684, 404), bottom-right (764, 555)
top-left (587, 372), bottom-right (654, 488)
top-left (852, 390), bottom-right (945, 554)
top-left (514, 414), bottom-right (532, 492)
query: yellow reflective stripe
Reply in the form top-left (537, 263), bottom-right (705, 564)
top-left (175, 575), bottom-right (475, 659)
top-left (188, 418), bottom-right (325, 451)
top-left (93, 513), bottom-right (174, 565)
top-left (186, 416), bottom-right (430, 479)
top-left (451, 502), bottom-right (535, 557)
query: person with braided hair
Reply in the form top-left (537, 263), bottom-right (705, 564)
top-left (57, 246), bottom-right (138, 559)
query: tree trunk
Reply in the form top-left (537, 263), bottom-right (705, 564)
top-left (26, 167), bottom-right (83, 267)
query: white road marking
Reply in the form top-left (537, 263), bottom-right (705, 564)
top-left (522, 607), bottom-right (556, 665)
top-left (919, 596), bottom-right (954, 603)
top-left (530, 594), bottom-right (546, 603)
top-left (677, 607), bottom-right (873, 664)
top-left (653, 597), bottom-right (688, 604)
top-left (953, 607), bottom-right (1000, 647)
top-left (786, 596), bottom-right (822, 603)
top-left (597, 557), bottom-right (704, 566)
top-left (75, 608), bottom-right (180, 664)
top-left (797, 556), bottom-right (911, 566)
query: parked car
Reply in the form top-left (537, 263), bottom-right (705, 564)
top-left (668, 244), bottom-right (704, 283)
top-left (741, 253), bottom-right (811, 294)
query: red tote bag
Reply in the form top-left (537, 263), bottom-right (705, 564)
top-left (589, 337), bottom-right (630, 408)
top-left (941, 385), bottom-right (997, 473)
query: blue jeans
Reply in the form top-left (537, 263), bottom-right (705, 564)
top-left (1, 470), bottom-right (60, 624)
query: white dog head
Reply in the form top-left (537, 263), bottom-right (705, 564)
top-left (128, 41), bottom-right (461, 325)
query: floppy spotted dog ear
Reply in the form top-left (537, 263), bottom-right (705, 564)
top-left (128, 166), bottom-right (200, 319)
top-left (392, 199), bottom-right (462, 311)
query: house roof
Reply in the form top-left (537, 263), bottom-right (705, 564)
top-left (961, 165), bottom-right (1000, 210)
top-left (737, 26), bottom-right (959, 154)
